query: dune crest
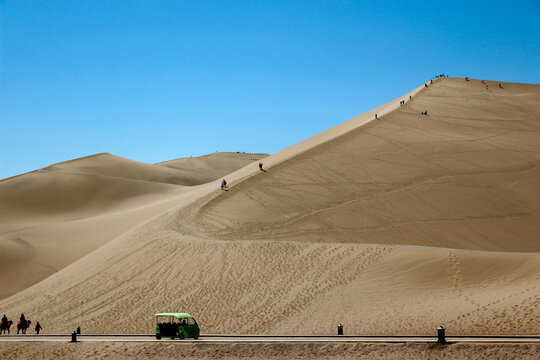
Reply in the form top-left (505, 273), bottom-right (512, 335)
top-left (156, 152), bottom-right (268, 186)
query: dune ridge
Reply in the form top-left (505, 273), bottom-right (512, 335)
top-left (1, 78), bottom-right (540, 337)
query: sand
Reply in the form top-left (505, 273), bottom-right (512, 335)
top-left (2, 342), bottom-right (540, 360)
top-left (156, 152), bottom-right (268, 186)
top-left (0, 152), bottom-right (266, 298)
top-left (1, 78), bottom-right (540, 345)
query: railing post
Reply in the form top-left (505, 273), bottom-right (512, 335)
top-left (437, 326), bottom-right (446, 344)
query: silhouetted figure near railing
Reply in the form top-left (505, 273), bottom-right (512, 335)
top-left (35, 322), bottom-right (42, 335)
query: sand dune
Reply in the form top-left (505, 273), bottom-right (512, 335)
top-left (0, 152), bottom-right (264, 298)
top-left (1, 78), bottom-right (540, 338)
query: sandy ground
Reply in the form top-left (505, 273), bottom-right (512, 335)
top-left (2, 342), bottom-right (540, 360)
top-left (1, 78), bottom-right (540, 345)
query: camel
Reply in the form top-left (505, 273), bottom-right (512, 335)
top-left (17, 320), bottom-right (31, 334)
top-left (1, 320), bottom-right (13, 335)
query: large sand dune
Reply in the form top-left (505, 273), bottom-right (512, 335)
top-left (1, 78), bottom-right (540, 337)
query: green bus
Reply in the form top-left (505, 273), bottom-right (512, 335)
top-left (155, 313), bottom-right (200, 340)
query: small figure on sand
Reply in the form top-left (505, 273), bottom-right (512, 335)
top-left (220, 179), bottom-right (227, 190)
top-left (259, 162), bottom-right (266, 172)
top-left (35, 322), bottom-right (42, 335)
top-left (375, 113), bottom-right (378, 119)
top-left (499, 83), bottom-right (503, 89)
top-left (425, 83), bottom-right (428, 88)
top-left (422, 110), bottom-right (428, 115)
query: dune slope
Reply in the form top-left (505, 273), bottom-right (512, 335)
top-left (194, 78), bottom-right (540, 252)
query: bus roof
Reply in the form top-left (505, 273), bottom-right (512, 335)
top-left (155, 313), bottom-right (193, 319)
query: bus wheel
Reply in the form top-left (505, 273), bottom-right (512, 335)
top-left (194, 337), bottom-right (198, 340)
top-left (179, 333), bottom-right (184, 340)
top-left (155, 334), bottom-right (161, 340)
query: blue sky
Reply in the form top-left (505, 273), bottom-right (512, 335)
top-left (1, 0), bottom-right (539, 179)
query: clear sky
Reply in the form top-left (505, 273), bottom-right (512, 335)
top-left (1, 0), bottom-right (539, 179)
